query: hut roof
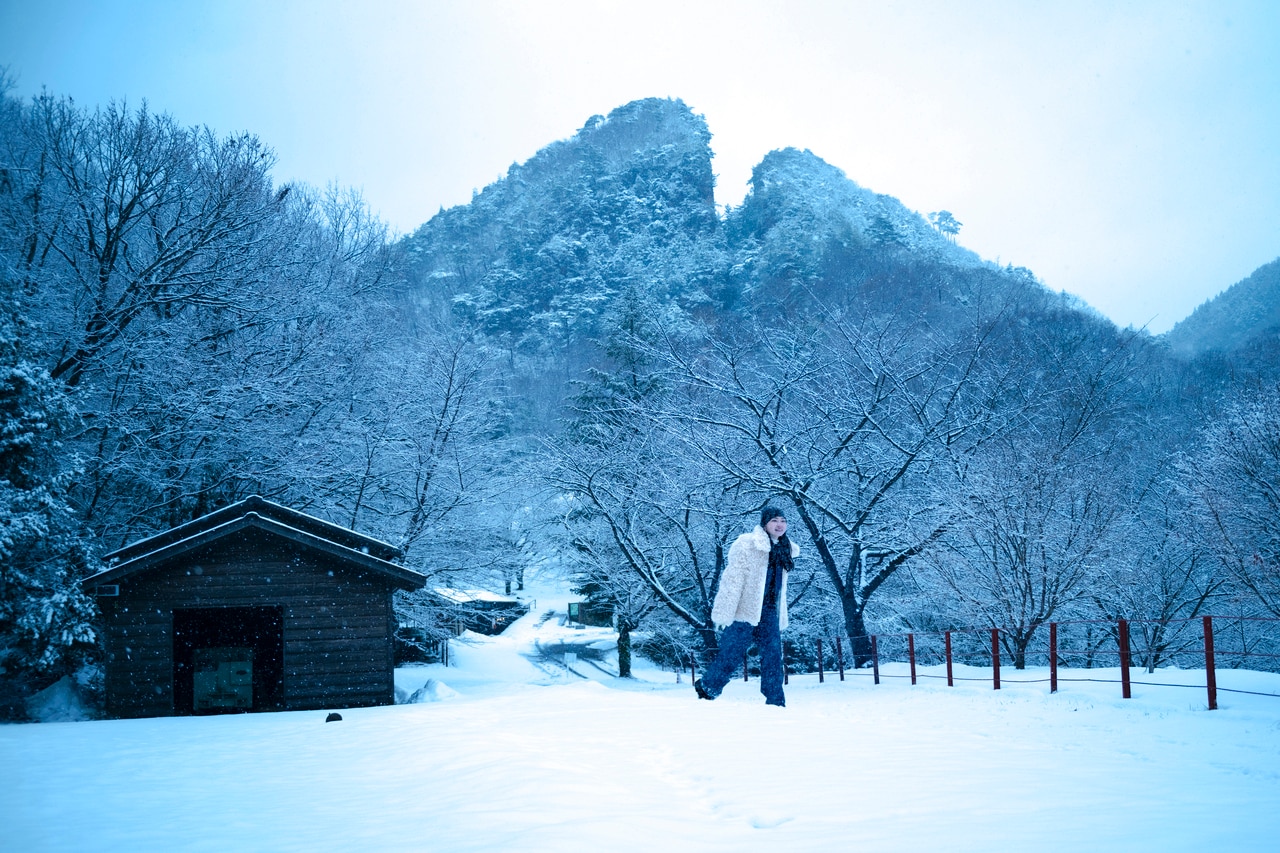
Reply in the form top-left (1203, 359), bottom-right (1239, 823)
top-left (84, 495), bottom-right (425, 591)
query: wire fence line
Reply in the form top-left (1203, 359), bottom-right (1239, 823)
top-left (694, 615), bottom-right (1280, 710)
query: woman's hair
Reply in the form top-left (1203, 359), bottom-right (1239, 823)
top-left (760, 506), bottom-right (785, 527)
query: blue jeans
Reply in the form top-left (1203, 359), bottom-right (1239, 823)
top-left (700, 612), bottom-right (785, 706)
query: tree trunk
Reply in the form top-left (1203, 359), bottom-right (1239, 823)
top-left (617, 622), bottom-right (632, 678)
top-left (1012, 636), bottom-right (1028, 670)
top-left (842, 598), bottom-right (874, 668)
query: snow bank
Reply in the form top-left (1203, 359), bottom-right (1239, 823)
top-left (24, 673), bottom-right (97, 723)
top-left (399, 677), bottom-right (460, 704)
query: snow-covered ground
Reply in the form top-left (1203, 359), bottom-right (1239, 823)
top-left (4, 574), bottom-right (1280, 852)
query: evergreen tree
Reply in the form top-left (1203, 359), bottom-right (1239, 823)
top-left (0, 273), bottom-right (97, 715)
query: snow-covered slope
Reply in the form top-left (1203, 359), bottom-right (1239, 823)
top-left (4, 569), bottom-right (1280, 852)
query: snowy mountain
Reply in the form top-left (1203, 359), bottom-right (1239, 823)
top-left (401, 97), bottom-right (1049, 347)
top-left (402, 97), bottom-right (720, 344)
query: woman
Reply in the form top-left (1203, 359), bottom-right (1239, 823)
top-left (695, 506), bottom-right (798, 707)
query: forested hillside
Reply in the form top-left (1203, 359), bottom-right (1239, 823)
top-left (2, 89), bottom-right (1277, 715)
top-left (1163, 258), bottom-right (1280, 385)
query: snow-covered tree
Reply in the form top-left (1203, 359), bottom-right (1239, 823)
top-left (1182, 384), bottom-right (1280, 617)
top-left (0, 253), bottom-right (96, 710)
top-left (0, 355), bottom-right (97, 690)
top-left (1092, 477), bottom-right (1226, 672)
top-left (925, 320), bottom-right (1147, 668)
top-left (928, 210), bottom-right (962, 241)
top-left (650, 303), bottom-right (1010, 666)
top-left (549, 288), bottom-right (740, 663)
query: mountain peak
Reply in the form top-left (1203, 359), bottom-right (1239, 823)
top-left (731, 145), bottom-right (981, 269)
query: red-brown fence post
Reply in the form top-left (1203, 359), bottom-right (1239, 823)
top-left (1203, 615), bottom-right (1217, 711)
top-left (836, 637), bottom-right (846, 681)
top-left (690, 657), bottom-right (697, 686)
top-left (871, 635), bottom-right (881, 685)
top-left (991, 628), bottom-right (1001, 690)
top-left (817, 639), bottom-right (825, 683)
top-left (945, 630), bottom-right (954, 687)
top-left (1118, 618), bottom-right (1132, 699)
top-left (743, 652), bottom-right (749, 681)
top-left (908, 633), bottom-right (917, 685)
top-left (1049, 622), bottom-right (1058, 694)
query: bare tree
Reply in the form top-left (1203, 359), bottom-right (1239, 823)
top-left (1182, 384), bottom-right (1280, 617)
top-left (12, 97), bottom-right (287, 388)
top-left (547, 429), bottom-right (741, 657)
top-left (1092, 479), bottom-right (1226, 672)
top-left (652, 305), bottom-right (1009, 664)
top-left (4, 91), bottom-right (514, 567)
top-left (925, 324), bottom-right (1147, 667)
top-left (54, 180), bottom-right (400, 542)
top-left (342, 323), bottom-right (511, 561)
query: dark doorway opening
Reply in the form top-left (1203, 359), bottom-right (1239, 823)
top-left (173, 606), bottom-right (284, 715)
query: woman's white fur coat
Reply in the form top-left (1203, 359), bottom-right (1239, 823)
top-left (711, 526), bottom-right (800, 631)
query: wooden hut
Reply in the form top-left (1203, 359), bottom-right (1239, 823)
top-left (427, 587), bottom-right (529, 636)
top-left (82, 496), bottom-right (426, 718)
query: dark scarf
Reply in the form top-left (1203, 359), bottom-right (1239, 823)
top-left (762, 534), bottom-right (793, 610)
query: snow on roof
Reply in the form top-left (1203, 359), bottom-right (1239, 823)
top-left (84, 511), bottom-right (426, 590)
top-left (102, 495), bottom-right (401, 565)
top-left (431, 587), bottom-right (522, 605)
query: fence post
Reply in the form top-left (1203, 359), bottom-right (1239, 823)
top-left (690, 657), bottom-right (697, 686)
top-left (945, 630), bottom-right (954, 687)
top-left (743, 651), bottom-right (749, 681)
top-left (991, 628), bottom-right (1001, 690)
top-left (836, 637), bottom-right (846, 681)
top-left (908, 633), bottom-right (917, 685)
top-left (1118, 618), bottom-right (1132, 699)
top-left (817, 638), bottom-right (825, 683)
top-left (1049, 622), bottom-right (1058, 694)
top-left (1203, 615), bottom-right (1217, 711)
top-left (871, 635), bottom-right (881, 685)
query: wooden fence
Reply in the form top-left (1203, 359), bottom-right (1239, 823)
top-left (690, 615), bottom-right (1280, 709)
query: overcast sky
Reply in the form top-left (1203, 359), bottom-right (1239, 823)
top-left (3, 0), bottom-right (1277, 333)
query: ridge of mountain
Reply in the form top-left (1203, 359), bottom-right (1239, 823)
top-left (1163, 258), bottom-right (1280, 360)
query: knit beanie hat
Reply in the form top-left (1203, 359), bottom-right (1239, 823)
top-left (760, 506), bottom-right (785, 527)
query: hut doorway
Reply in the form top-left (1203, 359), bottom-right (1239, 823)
top-left (173, 606), bottom-right (284, 715)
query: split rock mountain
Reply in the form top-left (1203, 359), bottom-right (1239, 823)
top-left (400, 97), bottom-right (1278, 396)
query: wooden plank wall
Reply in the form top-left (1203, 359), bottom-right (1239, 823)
top-left (99, 528), bottom-right (398, 718)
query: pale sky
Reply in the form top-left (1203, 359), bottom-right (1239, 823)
top-left (3, 0), bottom-right (1278, 333)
